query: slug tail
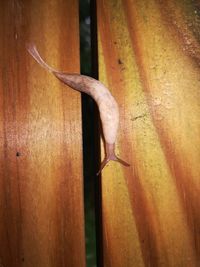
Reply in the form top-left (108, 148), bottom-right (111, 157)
top-left (26, 43), bottom-right (57, 73)
top-left (96, 143), bottom-right (130, 175)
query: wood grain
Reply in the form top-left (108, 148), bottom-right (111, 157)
top-left (97, 0), bottom-right (200, 266)
top-left (0, 1), bottom-right (85, 267)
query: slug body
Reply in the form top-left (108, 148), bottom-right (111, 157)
top-left (27, 43), bottom-right (129, 174)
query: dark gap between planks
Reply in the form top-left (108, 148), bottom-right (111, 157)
top-left (79, 0), bottom-right (103, 266)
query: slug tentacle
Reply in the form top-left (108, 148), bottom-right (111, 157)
top-left (97, 143), bottom-right (129, 175)
top-left (27, 43), bottom-right (130, 175)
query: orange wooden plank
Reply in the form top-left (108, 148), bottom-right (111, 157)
top-left (0, 1), bottom-right (85, 267)
top-left (97, 0), bottom-right (200, 266)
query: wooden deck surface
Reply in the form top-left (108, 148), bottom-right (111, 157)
top-left (97, 1), bottom-right (200, 266)
top-left (0, 1), bottom-right (85, 266)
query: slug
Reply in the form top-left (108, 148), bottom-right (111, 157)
top-left (27, 43), bottom-right (130, 175)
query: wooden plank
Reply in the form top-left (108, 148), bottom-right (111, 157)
top-left (97, 0), bottom-right (200, 266)
top-left (0, 1), bottom-right (85, 267)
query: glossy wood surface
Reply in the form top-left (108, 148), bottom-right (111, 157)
top-left (97, 0), bottom-right (200, 266)
top-left (0, 1), bottom-right (85, 266)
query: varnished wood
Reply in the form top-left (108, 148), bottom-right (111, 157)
top-left (97, 0), bottom-right (200, 266)
top-left (0, 1), bottom-right (85, 267)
